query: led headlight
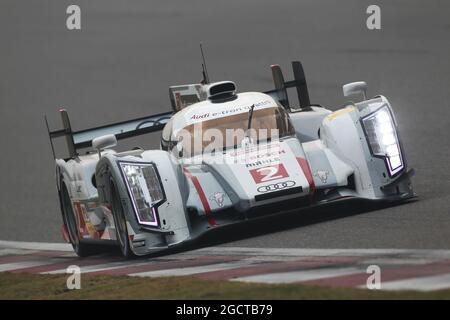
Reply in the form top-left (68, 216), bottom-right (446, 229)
top-left (362, 106), bottom-right (404, 176)
top-left (119, 162), bottom-right (165, 227)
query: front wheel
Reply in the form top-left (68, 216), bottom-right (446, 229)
top-left (110, 179), bottom-right (135, 258)
top-left (60, 182), bottom-right (99, 257)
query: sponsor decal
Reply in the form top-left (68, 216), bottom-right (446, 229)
top-left (249, 164), bottom-right (289, 184)
top-left (73, 202), bottom-right (86, 235)
top-left (73, 201), bottom-right (102, 239)
top-left (245, 157), bottom-right (280, 168)
top-left (314, 170), bottom-right (330, 183)
top-left (209, 192), bottom-right (225, 208)
top-left (187, 100), bottom-right (273, 123)
top-left (228, 141), bottom-right (283, 157)
top-left (190, 112), bottom-right (210, 120)
top-left (257, 180), bottom-right (296, 193)
top-left (85, 222), bottom-right (97, 237)
top-left (228, 146), bottom-right (286, 168)
top-left (243, 148), bottom-right (285, 167)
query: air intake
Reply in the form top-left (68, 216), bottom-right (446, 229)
top-left (206, 81), bottom-right (236, 101)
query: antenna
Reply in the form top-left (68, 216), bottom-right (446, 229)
top-left (200, 43), bottom-right (210, 84)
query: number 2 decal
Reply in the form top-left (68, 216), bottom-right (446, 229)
top-left (249, 164), bottom-right (289, 184)
top-left (257, 166), bottom-right (283, 182)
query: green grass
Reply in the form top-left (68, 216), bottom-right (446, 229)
top-left (1, 272), bottom-right (449, 299)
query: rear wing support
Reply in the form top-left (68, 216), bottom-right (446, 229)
top-left (264, 61), bottom-right (312, 111)
top-left (45, 109), bottom-right (172, 159)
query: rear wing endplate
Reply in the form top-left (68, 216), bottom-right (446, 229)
top-left (264, 61), bottom-right (311, 111)
top-left (45, 109), bottom-right (172, 159)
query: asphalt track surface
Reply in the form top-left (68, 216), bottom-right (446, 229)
top-left (0, 1), bottom-right (449, 249)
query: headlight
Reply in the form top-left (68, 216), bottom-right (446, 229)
top-left (362, 106), bottom-right (404, 176)
top-left (119, 162), bottom-right (165, 227)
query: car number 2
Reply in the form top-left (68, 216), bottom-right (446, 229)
top-left (249, 164), bottom-right (288, 184)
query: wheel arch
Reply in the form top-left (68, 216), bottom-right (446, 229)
top-left (95, 150), bottom-right (190, 255)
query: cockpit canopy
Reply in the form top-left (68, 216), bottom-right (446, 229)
top-left (162, 92), bottom-right (294, 158)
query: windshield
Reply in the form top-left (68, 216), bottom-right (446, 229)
top-left (175, 105), bottom-right (295, 157)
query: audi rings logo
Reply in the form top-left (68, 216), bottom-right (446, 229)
top-left (257, 180), bottom-right (296, 193)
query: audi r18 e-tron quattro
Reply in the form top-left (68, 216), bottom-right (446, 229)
top-left (46, 60), bottom-right (415, 257)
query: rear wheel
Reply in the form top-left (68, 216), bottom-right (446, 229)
top-left (60, 182), bottom-right (98, 257)
top-left (110, 180), bottom-right (135, 258)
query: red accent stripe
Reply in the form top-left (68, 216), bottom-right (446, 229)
top-left (296, 157), bottom-right (316, 198)
top-left (60, 224), bottom-right (70, 243)
top-left (183, 168), bottom-right (217, 227)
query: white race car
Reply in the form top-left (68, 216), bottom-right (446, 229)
top-left (46, 61), bottom-right (415, 257)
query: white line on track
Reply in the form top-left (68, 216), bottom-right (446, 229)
top-left (130, 260), bottom-right (255, 278)
top-left (0, 248), bottom-right (38, 256)
top-left (232, 267), bottom-right (363, 284)
top-left (197, 247), bottom-right (450, 259)
top-left (371, 273), bottom-right (450, 291)
top-left (0, 260), bottom-right (57, 272)
top-left (0, 240), bottom-right (72, 252)
top-left (2, 240), bottom-right (450, 260)
top-left (42, 261), bottom-right (146, 275)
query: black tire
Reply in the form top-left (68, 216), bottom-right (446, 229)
top-left (110, 179), bottom-right (135, 258)
top-left (60, 182), bottom-right (99, 257)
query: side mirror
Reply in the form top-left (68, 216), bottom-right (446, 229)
top-left (92, 134), bottom-right (117, 158)
top-left (343, 81), bottom-right (367, 101)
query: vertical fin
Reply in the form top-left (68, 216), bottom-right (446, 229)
top-left (44, 115), bottom-right (56, 160)
top-left (271, 64), bottom-right (289, 109)
top-left (292, 61), bottom-right (311, 110)
top-left (59, 109), bottom-right (77, 157)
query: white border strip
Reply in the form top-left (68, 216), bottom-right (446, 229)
top-left (2, 240), bottom-right (450, 260)
top-left (232, 267), bottom-right (363, 284)
top-left (361, 273), bottom-right (450, 291)
top-left (0, 240), bottom-right (72, 252)
top-left (193, 247), bottom-right (450, 259)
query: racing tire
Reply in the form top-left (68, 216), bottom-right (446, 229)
top-left (60, 182), bottom-right (99, 257)
top-left (110, 179), bottom-right (135, 258)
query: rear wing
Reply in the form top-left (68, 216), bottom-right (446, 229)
top-left (167, 60), bottom-right (312, 113)
top-left (45, 109), bottom-right (172, 159)
top-left (264, 60), bottom-right (312, 111)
